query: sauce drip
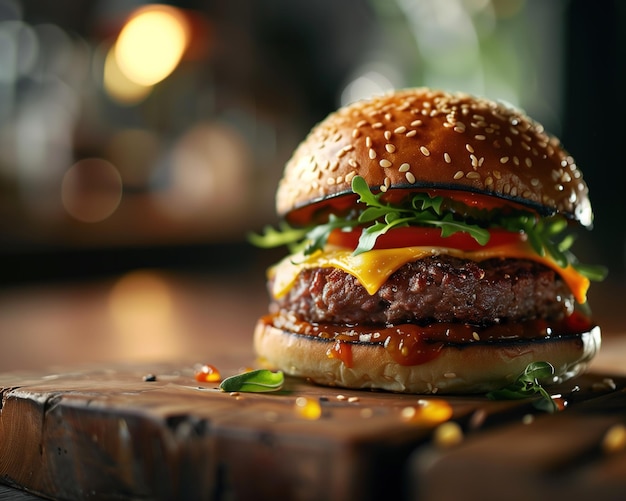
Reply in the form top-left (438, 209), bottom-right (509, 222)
top-left (265, 311), bottom-right (592, 367)
top-left (326, 340), bottom-right (354, 367)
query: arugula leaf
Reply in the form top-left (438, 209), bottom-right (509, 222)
top-left (486, 362), bottom-right (558, 413)
top-left (219, 369), bottom-right (285, 393)
top-left (499, 214), bottom-right (608, 281)
top-left (248, 176), bottom-right (607, 283)
top-left (248, 222), bottom-right (309, 252)
top-left (350, 176), bottom-right (490, 255)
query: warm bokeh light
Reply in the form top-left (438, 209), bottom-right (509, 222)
top-left (154, 121), bottom-right (250, 220)
top-left (114, 5), bottom-right (190, 86)
top-left (61, 158), bottom-right (123, 223)
top-left (108, 270), bottom-right (183, 361)
top-left (103, 45), bottom-right (151, 104)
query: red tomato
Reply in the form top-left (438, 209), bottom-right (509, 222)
top-left (327, 226), bottom-right (525, 252)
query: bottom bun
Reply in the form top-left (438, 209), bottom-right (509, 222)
top-left (253, 320), bottom-right (601, 394)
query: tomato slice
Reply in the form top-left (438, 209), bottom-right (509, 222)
top-left (327, 226), bottom-right (526, 252)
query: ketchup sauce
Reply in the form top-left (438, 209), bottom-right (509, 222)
top-left (265, 311), bottom-right (592, 367)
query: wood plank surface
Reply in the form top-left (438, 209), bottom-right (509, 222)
top-left (1, 362), bottom-right (625, 500)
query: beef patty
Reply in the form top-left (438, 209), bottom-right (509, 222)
top-left (270, 255), bottom-right (574, 326)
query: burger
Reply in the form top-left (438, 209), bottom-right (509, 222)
top-left (251, 88), bottom-right (606, 394)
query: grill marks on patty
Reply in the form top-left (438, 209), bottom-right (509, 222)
top-left (270, 255), bottom-right (574, 326)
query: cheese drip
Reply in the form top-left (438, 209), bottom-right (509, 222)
top-left (269, 241), bottom-right (590, 304)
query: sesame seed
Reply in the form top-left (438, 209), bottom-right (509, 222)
top-left (405, 171), bottom-right (416, 183)
top-left (470, 154), bottom-right (478, 168)
top-left (380, 184), bottom-right (388, 192)
top-left (379, 159), bottom-right (392, 168)
top-left (394, 126), bottom-right (407, 134)
top-left (348, 158), bottom-right (358, 168)
top-left (336, 175), bottom-right (343, 184)
top-left (352, 129), bottom-right (361, 139)
top-left (472, 331), bottom-right (480, 341)
top-left (530, 178), bottom-right (540, 186)
top-left (475, 134), bottom-right (486, 140)
top-left (384, 130), bottom-right (392, 140)
top-left (372, 122), bottom-right (383, 129)
top-left (444, 153), bottom-right (451, 163)
top-left (420, 146), bottom-right (430, 156)
top-left (345, 171), bottom-right (357, 183)
top-left (465, 144), bottom-right (474, 153)
top-left (453, 170), bottom-right (465, 180)
top-left (368, 148), bottom-right (376, 159)
top-left (505, 136), bottom-right (513, 146)
top-left (399, 163), bottom-right (410, 172)
top-left (411, 119), bottom-right (423, 127)
top-left (513, 156), bottom-right (520, 165)
top-left (466, 171), bottom-right (480, 179)
top-left (454, 125), bottom-right (466, 133)
top-left (522, 190), bottom-right (532, 198)
top-left (500, 156), bottom-right (509, 164)
top-left (493, 170), bottom-right (502, 179)
top-left (525, 157), bottom-right (532, 167)
top-left (385, 144), bottom-right (396, 153)
top-left (365, 137), bottom-right (372, 148)
top-left (327, 177), bottom-right (335, 185)
top-left (510, 186), bottom-right (518, 196)
top-left (356, 120), bottom-right (368, 128)
top-left (485, 176), bottom-right (493, 186)
top-left (406, 130), bottom-right (417, 138)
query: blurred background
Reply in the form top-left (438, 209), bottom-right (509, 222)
top-left (0, 0), bottom-right (624, 372)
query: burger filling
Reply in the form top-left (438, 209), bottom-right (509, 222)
top-left (270, 255), bottom-right (573, 326)
top-left (252, 176), bottom-right (606, 366)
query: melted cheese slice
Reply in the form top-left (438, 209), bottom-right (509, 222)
top-left (269, 242), bottom-right (590, 304)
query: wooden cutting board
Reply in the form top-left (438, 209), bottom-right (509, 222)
top-left (0, 362), bottom-right (625, 501)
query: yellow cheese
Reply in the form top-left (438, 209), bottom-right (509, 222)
top-left (269, 242), bottom-right (590, 304)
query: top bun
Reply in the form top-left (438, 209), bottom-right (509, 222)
top-left (276, 88), bottom-right (592, 227)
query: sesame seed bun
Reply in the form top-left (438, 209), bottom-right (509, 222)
top-left (254, 320), bottom-right (601, 394)
top-left (277, 88), bottom-right (593, 227)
